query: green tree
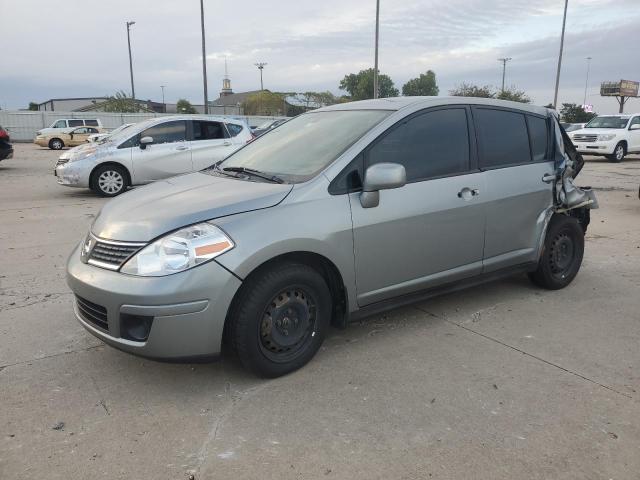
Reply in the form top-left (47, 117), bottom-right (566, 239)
top-left (339, 69), bottom-right (399, 100)
top-left (242, 91), bottom-right (287, 116)
top-left (28, 102), bottom-right (39, 111)
top-left (402, 70), bottom-right (439, 96)
top-left (449, 82), bottom-right (494, 98)
top-left (559, 103), bottom-right (597, 123)
top-left (100, 90), bottom-right (142, 113)
top-left (496, 86), bottom-right (531, 103)
top-left (176, 98), bottom-right (198, 114)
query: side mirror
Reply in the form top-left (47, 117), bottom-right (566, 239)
top-left (629, 124), bottom-right (640, 131)
top-left (140, 136), bottom-right (153, 149)
top-left (360, 162), bottom-right (406, 208)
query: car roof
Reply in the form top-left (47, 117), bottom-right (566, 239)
top-left (317, 96), bottom-right (551, 116)
top-left (132, 115), bottom-right (247, 130)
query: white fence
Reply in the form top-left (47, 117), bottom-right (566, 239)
top-left (0, 111), bottom-right (284, 142)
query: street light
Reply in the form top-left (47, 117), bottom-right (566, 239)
top-left (583, 56), bottom-right (592, 107)
top-left (199, 0), bottom-right (209, 114)
top-left (126, 21), bottom-right (136, 101)
top-left (552, 0), bottom-right (568, 108)
top-left (160, 85), bottom-right (166, 112)
top-left (255, 62), bottom-right (267, 90)
top-left (373, 0), bottom-right (380, 99)
top-left (498, 57), bottom-right (512, 93)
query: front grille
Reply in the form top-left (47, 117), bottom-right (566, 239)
top-left (88, 238), bottom-right (144, 270)
top-left (76, 295), bottom-right (108, 331)
top-left (572, 134), bottom-right (597, 143)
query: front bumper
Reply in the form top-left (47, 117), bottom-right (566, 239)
top-left (66, 243), bottom-right (242, 360)
top-left (54, 161), bottom-right (91, 187)
top-left (574, 141), bottom-right (615, 155)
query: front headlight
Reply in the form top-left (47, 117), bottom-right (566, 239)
top-left (120, 223), bottom-right (234, 276)
top-left (597, 134), bottom-right (616, 141)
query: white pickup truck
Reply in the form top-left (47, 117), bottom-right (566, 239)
top-left (568, 114), bottom-right (640, 162)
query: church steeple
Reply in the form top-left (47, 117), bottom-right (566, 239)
top-left (221, 57), bottom-right (233, 97)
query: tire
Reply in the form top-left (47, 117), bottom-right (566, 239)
top-left (606, 142), bottom-right (625, 162)
top-left (528, 214), bottom-right (584, 290)
top-left (229, 262), bottom-right (332, 377)
top-left (90, 164), bottom-right (128, 197)
top-left (49, 138), bottom-right (64, 150)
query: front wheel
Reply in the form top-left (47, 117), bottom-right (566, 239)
top-left (606, 142), bottom-right (625, 162)
top-left (90, 164), bottom-right (128, 197)
top-left (528, 214), bottom-right (584, 290)
top-left (49, 138), bottom-right (64, 150)
top-left (228, 262), bottom-right (332, 377)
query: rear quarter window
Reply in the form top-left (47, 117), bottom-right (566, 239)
top-left (474, 108), bottom-right (531, 168)
top-left (226, 123), bottom-right (244, 137)
top-left (527, 115), bottom-right (549, 162)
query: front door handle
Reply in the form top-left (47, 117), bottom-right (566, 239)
top-left (223, 141), bottom-right (232, 146)
top-left (542, 173), bottom-right (556, 184)
top-left (175, 145), bottom-right (189, 151)
top-left (458, 187), bottom-right (480, 200)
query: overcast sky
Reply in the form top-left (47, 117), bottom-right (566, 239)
top-left (1, 0), bottom-right (638, 113)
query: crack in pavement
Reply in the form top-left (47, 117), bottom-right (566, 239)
top-left (0, 344), bottom-right (103, 372)
top-left (414, 306), bottom-right (634, 401)
top-left (1, 292), bottom-right (73, 311)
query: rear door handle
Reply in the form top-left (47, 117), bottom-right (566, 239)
top-left (542, 173), bottom-right (556, 184)
top-left (175, 145), bottom-right (189, 151)
top-left (223, 141), bottom-right (232, 146)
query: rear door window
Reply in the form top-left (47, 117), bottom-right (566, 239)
top-left (141, 121), bottom-right (187, 145)
top-left (68, 119), bottom-right (84, 127)
top-left (367, 108), bottom-right (470, 182)
top-left (527, 115), bottom-right (549, 162)
top-left (474, 108), bottom-right (531, 168)
top-left (192, 121), bottom-right (227, 140)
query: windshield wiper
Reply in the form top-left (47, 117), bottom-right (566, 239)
top-left (222, 166), bottom-right (285, 184)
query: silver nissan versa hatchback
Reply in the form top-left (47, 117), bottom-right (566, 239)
top-left (67, 97), bottom-right (598, 377)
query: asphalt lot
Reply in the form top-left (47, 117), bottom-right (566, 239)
top-left (1, 143), bottom-right (639, 480)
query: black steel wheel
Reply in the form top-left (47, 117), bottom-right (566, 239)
top-left (228, 262), bottom-right (332, 377)
top-left (528, 214), bottom-right (584, 290)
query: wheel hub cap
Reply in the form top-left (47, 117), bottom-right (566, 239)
top-left (98, 171), bottom-right (123, 194)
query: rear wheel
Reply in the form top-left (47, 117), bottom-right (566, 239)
top-left (528, 214), bottom-right (584, 290)
top-left (229, 262), bottom-right (332, 377)
top-left (90, 164), bottom-right (128, 197)
top-left (49, 138), bottom-right (64, 150)
top-left (606, 142), bottom-right (625, 162)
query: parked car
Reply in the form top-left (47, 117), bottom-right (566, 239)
top-left (36, 118), bottom-right (103, 137)
top-left (568, 114), bottom-right (640, 162)
top-left (252, 118), bottom-right (288, 137)
top-left (34, 126), bottom-right (103, 150)
top-left (0, 125), bottom-right (13, 161)
top-left (87, 123), bottom-right (134, 143)
top-left (55, 115), bottom-right (252, 196)
top-left (67, 97), bottom-right (597, 377)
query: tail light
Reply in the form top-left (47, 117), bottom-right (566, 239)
top-left (0, 128), bottom-right (9, 140)
top-left (246, 133), bottom-right (256, 144)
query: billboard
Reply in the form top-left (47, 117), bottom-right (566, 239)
top-left (619, 80), bottom-right (639, 97)
top-left (601, 80), bottom-right (639, 97)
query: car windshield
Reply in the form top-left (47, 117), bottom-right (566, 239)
top-left (97, 124), bottom-right (132, 143)
top-left (216, 110), bottom-right (391, 182)
top-left (585, 116), bottom-right (629, 129)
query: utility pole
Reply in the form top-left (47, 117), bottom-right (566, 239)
top-left (160, 85), bottom-right (166, 112)
top-left (126, 21), bottom-right (136, 101)
top-left (255, 63), bottom-right (267, 90)
top-left (199, 0), bottom-right (209, 114)
top-left (582, 56), bottom-right (592, 107)
top-left (498, 57), bottom-right (512, 93)
top-left (553, 0), bottom-right (568, 108)
top-left (373, 0), bottom-right (380, 99)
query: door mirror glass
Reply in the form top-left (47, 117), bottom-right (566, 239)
top-left (140, 136), bottom-right (153, 149)
top-left (360, 162), bottom-right (406, 208)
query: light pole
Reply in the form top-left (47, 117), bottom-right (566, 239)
top-left (199, 0), bottom-right (209, 114)
top-left (553, 0), bottom-right (568, 108)
top-left (498, 57), bottom-right (512, 93)
top-left (582, 56), bottom-right (592, 107)
top-left (160, 85), bottom-right (166, 112)
top-left (373, 0), bottom-right (380, 99)
top-left (255, 62), bottom-right (267, 90)
top-left (126, 21), bottom-right (136, 101)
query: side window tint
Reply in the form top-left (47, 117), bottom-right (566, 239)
top-left (85, 120), bottom-right (99, 126)
top-left (118, 135), bottom-right (138, 149)
top-left (74, 127), bottom-right (88, 134)
top-left (475, 109), bottom-right (531, 168)
top-left (368, 108), bottom-right (470, 182)
top-left (226, 123), bottom-right (243, 137)
top-left (141, 121), bottom-right (187, 144)
top-left (68, 119), bottom-right (84, 127)
top-left (527, 115), bottom-right (548, 162)
top-left (53, 120), bottom-right (67, 128)
top-left (193, 121), bottom-right (226, 140)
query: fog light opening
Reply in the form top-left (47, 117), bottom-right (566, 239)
top-left (120, 314), bottom-right (154, 342)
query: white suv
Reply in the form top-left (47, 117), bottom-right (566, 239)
top-left (569, 114), bottom-right (640, 162)
top-left (36, 118), bottom-right (103, 137)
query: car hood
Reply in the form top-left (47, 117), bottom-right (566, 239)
top-left (91, 172), bottom-right (293, 242)
top-left (571, 128), bottom-right (624, 135)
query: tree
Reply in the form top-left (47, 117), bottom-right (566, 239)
top-left (100, 90), bottom-right (143, 113)
top-left (242, 91), bottom-right (287, 116)
top-left (339, 68), bottom-right (399, 100)
top-left (402, 70), bottom-right (439, 96)
top-left (176, 99), bottom-right (197, 114)
top-left (559, 103), bottom-right (597, 123)
top-left (495, 86), bottom-right (530, 103)
top-left (28, 102), bottom-right (39, 111)
top-left (449, 83), bottom-right (494, 98)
